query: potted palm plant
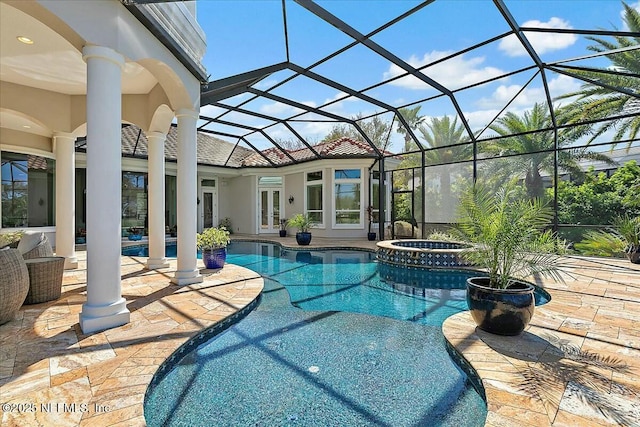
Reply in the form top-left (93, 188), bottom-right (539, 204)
top-left (279, 219), bottom-right (288, 238)
top-left (575, 215), bottom-right (640, 263)
top-left (454, 181), bottom-right (563, 336)
top-left (366, 206), bottom-right (377, 241)
top-left (615, 215), bottom-right (640, 264)
top-left (197, 226), bottom-right (231, 269)
top-left (127, 227), bottom-right (143, 241)
top-left (287, 213), bottom-right (316, 246)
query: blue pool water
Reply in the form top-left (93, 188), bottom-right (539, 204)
top-left (141, 242), bottom-right (492, 426)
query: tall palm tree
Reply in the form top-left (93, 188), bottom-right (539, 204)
top-left (396, 106), bottom-right (424, 152)
top-left (418, 115), bottom-right (473, 202)
top-left (417, 115), bottom-right (474, 222)
top-left (556, 2), bottom-right (640, 146)
top-left (486, 103), bottom-right (615, 199)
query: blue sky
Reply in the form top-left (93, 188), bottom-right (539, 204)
top-left (195, 0), bottom-right (639, 152)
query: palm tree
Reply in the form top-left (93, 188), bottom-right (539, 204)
top-left (556, 2), bottom-right (640, 146)
top-left (418, 115), bottom-right (473, 203)
top-left (486, 103), bottom-right (615, 199)
top-left (417, 115), bottom-right (474, 222)
top-left (396, 106), bottom-right (424, 152)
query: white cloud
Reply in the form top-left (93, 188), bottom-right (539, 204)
top-left (547, 73), bottom-right (582, 100)
top-left (253, 78), bottom-right (280, 90)
top-left (382, 50), bottom-right (505, 91)
top-left (259, 100), bottom-right (319, 117)
top-left (499, 17), bottom-right (578, 57)
top-left (475, 74), bottom-right (582, 110)
top-left (463, 109), bottom-right (502, 132)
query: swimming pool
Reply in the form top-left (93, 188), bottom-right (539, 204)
top-left (141, 242), bottom-right (489, 426)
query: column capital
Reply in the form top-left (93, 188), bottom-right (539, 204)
top-left (145, 130), bottom-right (167, 142)
top-left (82, 45), bottom-right (125, 70)
top-left (175, 108), bottom-right (198, 119)
top-left (52, 132), bottom-right (76, 140)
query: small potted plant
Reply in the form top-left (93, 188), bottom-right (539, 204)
top-left (615, 215), bottom-right (640, 264)
top-left (127, 227), bottom-right (143, 241)
top-left (218, 217), bottom-right (234, 234)
top-left (366, 206), bottom-right (377, 241)
top-left (575, 215), bottom-right (640, 263)
top-left (279, 219), bottom-right (288, 238)
top-left (75, 228), bottom-right (86, 244)
top-left (0, 230), bottom-right (24, 249)
top-left (454, 181), bottom-right (563, 336)
top-left (287, 213), bottom-right (316, 246)
top-left (197, 226), bottom-right (231, 269)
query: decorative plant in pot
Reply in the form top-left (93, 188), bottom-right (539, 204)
top-left (366, 206), bottom-right (377, 241)
top-left (197, 226), bottom-right (231, 269)
top-left (287, 213), bottom-right (316, 246)
top-left (614, 215), bottom-right (640, 264)
top-left (279, 219), bottom-right (288, 238)
top-left (127, 227), bottom-right (143, 241)
top-left (453, 181), bottom-right (563, 336)
top-left (575, 215), bottom-right (640, 263)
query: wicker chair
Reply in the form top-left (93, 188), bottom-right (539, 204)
top-left (23, 256), bottom-right (65, 304)
top-left (0, 248), bottom-right (29, 325)
top-left (22, 235), bottom-right (54, 260)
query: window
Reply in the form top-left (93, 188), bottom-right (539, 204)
top-left (258, 176), bottom-right (282, 186)
top-left (370, 171), bottom-right (381, 224)
top-left (334, 168), bottom-right (362, 226)
top-left (122, 172), bottom-right (147, 231)
top-left (305, 171), bottom-right (323, 225)
top-left (1, 152), bottom-right (55, 227)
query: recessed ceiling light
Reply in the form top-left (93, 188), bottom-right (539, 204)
top-left (17, 36), bottom-right (34, 45)
top-left (23, 125), bottom-right (31, 129)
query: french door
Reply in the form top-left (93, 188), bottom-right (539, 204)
top-left (259, 188), bottom-right (282, 234)
top-left (200, 185), bottom-right (218, 231)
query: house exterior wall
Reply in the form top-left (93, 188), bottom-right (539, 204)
top-left (219, 175), bottom-right (255, 234)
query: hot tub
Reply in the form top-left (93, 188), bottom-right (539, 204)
top-left (376, 240), bottom-right (473, 269)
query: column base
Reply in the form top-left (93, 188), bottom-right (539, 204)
top-left (63, 256), bottom-right (78, 270)
top-left (146, 258), bottom-right (171, 270)
top-left (79, 298), bottom-right (130, 334)
top-left (171, 269), bottom-right (203, 286)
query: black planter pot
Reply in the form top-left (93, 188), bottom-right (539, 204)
top-left (295, 232), bottom-right (312, 246)
top-left (466, 277), bottom-right (535, 336)
top-left (628, 249), bottom-right (640, 264)
top-left (279, 230), bottom-right (287, 238)
top-left (367, 232), bottom-right (377, 241)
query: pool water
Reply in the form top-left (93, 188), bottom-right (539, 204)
top-left (141, 242), bottom-right (489, 426)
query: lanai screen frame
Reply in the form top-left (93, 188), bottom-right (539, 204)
top-left (128, 0), bottom-right (640, 240)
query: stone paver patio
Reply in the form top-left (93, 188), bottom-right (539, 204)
top-left (1, 236), bottom-right (639, 426)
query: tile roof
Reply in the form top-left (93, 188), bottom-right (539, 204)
top-left (240, 137), bottom-right (379, 167)
top-left (116, 127), bottom-right (382, 168)
top-left (119, 125), bottom-right (254, 168)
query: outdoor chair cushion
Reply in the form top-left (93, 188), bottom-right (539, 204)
top-left (17, 232), bottom-right (44, 255)
top-left (20, 234), bottom-right (54, 260)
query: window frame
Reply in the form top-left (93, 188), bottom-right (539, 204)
top-left (332, 167), bottom-right (364, 229)
top-left (304, 170), bottom-right (325, 228)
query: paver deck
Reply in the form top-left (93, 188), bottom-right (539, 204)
top-left (1, 236), bottom-right (639, 426)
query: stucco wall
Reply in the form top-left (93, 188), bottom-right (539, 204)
top-left (219, 175), bottom-right (255, 234)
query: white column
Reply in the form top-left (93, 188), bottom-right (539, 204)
top-left (53, 132), bottom-right (78, 269)
top-left (146, 131), bottom-right (170, 269)
top-left (79, 45), bottom-right (130, 334)
top-left (171, 108), bottom-right (202, 285)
